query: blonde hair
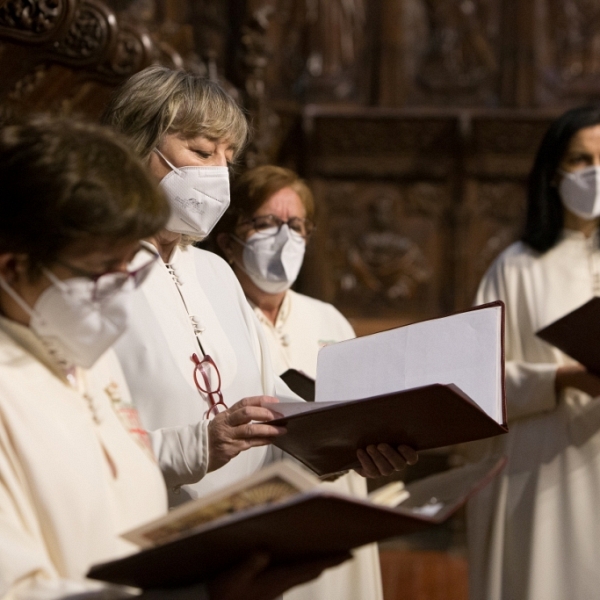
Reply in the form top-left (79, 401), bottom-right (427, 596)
top-left (101, 65), bottom-right (249, 161)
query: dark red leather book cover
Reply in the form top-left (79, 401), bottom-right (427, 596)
top-left (537, 297), bottom-right (600, 375)
top-left (88, 457), bottom-right (505, 590)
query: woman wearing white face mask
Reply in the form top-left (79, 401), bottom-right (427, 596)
top-left (214, 166), bottom-right (386, 600)
top-left (0, 117), bottom-right (350, 600)
top-left (463, 105), bottom-right (600, 600)
top-left (102, 66), bottom-right (415, 507)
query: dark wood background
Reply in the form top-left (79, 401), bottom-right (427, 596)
top-left (2, 2), bottom-right (600, 597)
top-left (2, 0), bottom-right (598, 333)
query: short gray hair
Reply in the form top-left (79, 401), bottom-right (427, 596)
top-left (102, 65), bottom-right (248, 161)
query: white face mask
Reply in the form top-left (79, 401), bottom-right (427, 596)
top-left (236, 225), bottom-right (306, 294)
top-left (0, 270), bottom-right (132, 369)
top-left (155, 149), bottom-right (230, 238)
top-left (559, 166), bottom-right (600, 220)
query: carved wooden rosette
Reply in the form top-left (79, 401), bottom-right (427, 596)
top-left (0, 0), bottom-right (74, 44)
top-left (93, 23), bottom-right (154, 83)
top-left (48, 0), bottom-right (117, 67)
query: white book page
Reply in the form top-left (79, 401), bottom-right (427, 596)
top-left (315, 305), bottom-right (502, 423)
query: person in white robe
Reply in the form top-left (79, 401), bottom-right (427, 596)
top-left (102, 66), bottom-right (419, 504)
top-left (465, 105), bottom-right (600, 600)
top-left (0, 118), bottom-right (180, 599)
top-left (0, 117), bottom-right (350, 600)
top-left (215, 165), bottom-right (396, 600)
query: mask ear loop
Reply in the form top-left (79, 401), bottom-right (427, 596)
top-left (154, 149), bottom-right (183, 176)
top-left (0, 272), bottom-right (36, 319)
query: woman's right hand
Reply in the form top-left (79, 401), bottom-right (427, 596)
top-left (141, 552), bottom-right (350, 600)
top-left (207, 396), bottom-right (286, 472)
top-left (206, 552), bottom-right (351, 600)
top-left (555, 364), bottom-right (600, 398)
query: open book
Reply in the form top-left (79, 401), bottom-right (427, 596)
top-left (88, 457), bottom-right (505, 590)
top-left (269, 302), bottom-right (507, 476)
top-left (536, 297), bottom-right (600, 375)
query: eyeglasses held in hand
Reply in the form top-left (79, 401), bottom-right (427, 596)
top-left (240, 214), bottom-right (315, 239)
top-left (192, 353), bottom-right (228, 419)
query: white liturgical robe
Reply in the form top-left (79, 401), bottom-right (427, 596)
top-left (0, 317), bottom-right (171, 600)
top-left (466, 231), bottom-right (600, 600)
top-left (252, 290), bottom-right (384, 600)
top-left (114, 245), bottom-right (293, 504)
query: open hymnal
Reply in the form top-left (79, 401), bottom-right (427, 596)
top-left (536, 297), bottom-right (600, 375)
top-left (268, 302), bottom-right (507, 476)
top-left (89, 457), bottom-right (505, 590)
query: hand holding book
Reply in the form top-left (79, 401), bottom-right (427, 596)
top-left (356, 443), bottom-right (419, 478)
top-left (554, 364), bottom-right (600, 397)
top-left (537, 296), bottom-right (600, 397)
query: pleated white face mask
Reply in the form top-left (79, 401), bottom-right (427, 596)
top-left (559, 166), bottom-right (600, 220)
top-left (237, 225), bottom-right (306, 294)
top-left (0, 270), bottom-right (131, 369)
top-left (155, 149), bottom-right (230, 238)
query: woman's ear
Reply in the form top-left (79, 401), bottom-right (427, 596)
top-left (0, 254), bottom-right (27, 284)
top-left (216, 233), bottom-right (235, 264)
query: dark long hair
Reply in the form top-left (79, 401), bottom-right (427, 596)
top-left (523, 105), bottom-right (600, 253)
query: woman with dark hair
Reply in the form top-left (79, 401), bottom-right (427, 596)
top-left (467, 105), bottom-right (600, 600)
top-left (0, 117), bottom-right (348, 600)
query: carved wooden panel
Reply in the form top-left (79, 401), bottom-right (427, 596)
top-left (304, 108), bottom-right (460, 178)
top-left (294, 109), bottom-right (559, 333)
top-left (535, 0), bottom-right (600, 106)
top-left (379, 0), bottom-right (502, 107)
top-left (301, 179), bottom-right (453, 327)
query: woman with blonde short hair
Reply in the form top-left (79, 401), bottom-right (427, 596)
top-left (102, 66), bottom-right (417, 509)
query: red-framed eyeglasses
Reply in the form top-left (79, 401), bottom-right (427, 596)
top-left (192, 353), bottom-right (228, 419)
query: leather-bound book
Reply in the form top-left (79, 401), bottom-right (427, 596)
top-left (88, 457), bottom-right (505, 590)
top-left (267, 302), bottom-right (508, 476)
top-left (537, 297), bottom-right (600, 375)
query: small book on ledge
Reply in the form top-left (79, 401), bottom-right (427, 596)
top-left (88, 457), bottom-right (505, 590)
top-left (268, 302), bottom-right (508, 477)
top-left (536, 297), bottom-right (600, 374)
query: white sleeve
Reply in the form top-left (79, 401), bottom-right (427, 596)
top-left (476, 259), bottom-right (557, 422)
top-left (148, 420), bottom-right (210, 491)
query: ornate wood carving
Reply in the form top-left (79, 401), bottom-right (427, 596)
top-left (238, 4), bottom-right (280, 168)
top-left (93, 23), bottom-right (153, 81)
top-left (0, 0), bottom-right (73, 42)
top-left (416, 0), bottom-right (500, 100)
top-left (296, 109), bottom-right (558, 329)
top-left (49, 0), bottom-right (116, 66)
top-left (0, 0), bottom-right (185, 114)
top-left (379, 0), bottom-right (501, 107)
top-left (300, 179), bottom-right (451, 322)
top-left (536, 0), bottom-right (600, 104)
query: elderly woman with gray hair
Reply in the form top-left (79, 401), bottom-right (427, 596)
top-left (102, 66), bottom-right (417, 508)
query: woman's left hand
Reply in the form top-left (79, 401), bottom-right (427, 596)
top-left (355, 444), bottom-right (419, 478)
top-left (207, 396), bottom-right (286, 473)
